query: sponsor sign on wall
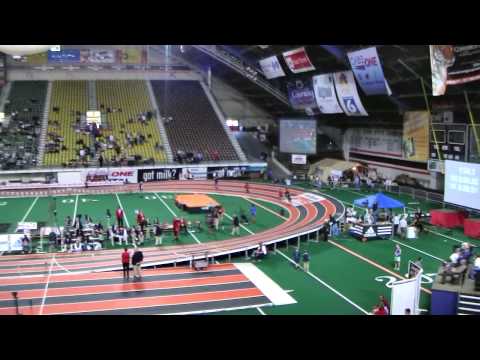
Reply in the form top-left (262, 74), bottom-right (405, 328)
top-left (347, 128), bottom-right (403, 158)
top-left (48, 49), bottom-right (80, 63)
top-left (117, 48), bottom-right (146, 64)
top-left (83, 168), bottom-right (138, 183)
top-left (287, 78), bottom-right (317, 110)
top-left (282, 47), bottom-right (315, 74)
top-left (291, 154), bottom-right (307, 165)
top-left (312, 73), bottom-right (344, 114)
top-left (80, 49), bottom-right (116, 64)
top-left (333, 71), bottom-right (368, 116)
top-left (259, 55), bottom-right (285, 79)
top-left (138, 168), bottom-right (180, 182)
top-left (181, 167), bottom-right (207, 180)
top-left (207, 166), bottom-right (248, 179)
top-left (403, 111), bottom-right (430, 162)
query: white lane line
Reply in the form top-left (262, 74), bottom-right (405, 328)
top-left (153, 192), bottom-right (201, 244)
top-left (256, 307), bottom-right (266, 315)
top-left (424, 227), bottom-right (466, 244)
top-left (223, 212), bottom-right (255, 235)
top-left (390, 239), bottom-right (444, 262)
top-left (20, 196), bottom-right (39, 222)
top-left (39, 256), bottom-right (55, 315)
top-left (276, 250), bottom-right (370, 315)
top-left (246, 198), bottom-right (288, 221)
top-left (114, 193), bottom-right (130, 228)
top-left (72, 194), bottom-right (79, 220)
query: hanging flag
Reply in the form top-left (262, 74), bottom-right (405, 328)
top-left (312, 74), bottom-right (344, 114)
top-left (259, 55), bottom-right (285, 79)
top-left (286, 78), bottom-right (317, 110)
top-left (282, 47), bottom-right (315, 74)
top-left (347, 47), bottom-right (390, 95)
top-left (333, 71), bottom-right (368, 116)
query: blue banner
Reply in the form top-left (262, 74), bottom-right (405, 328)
top-left (48, 49), bottom-right (80, 63)
top-left (287, 78), bottom-right (318, 110)
top-left (347, 47), bottom-right (390, 96)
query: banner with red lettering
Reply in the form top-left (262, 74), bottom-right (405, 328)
top-left (82, 168), bottom-right (138, 183)
top-left (347, 47), bottom-right (391, 95)
top-left (282, 47), bottom-right (315, 74)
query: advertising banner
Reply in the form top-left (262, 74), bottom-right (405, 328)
top-left (147, 45), bottom-right (165, 64)
top-left (431, 45), bottom-right (480, 96)
top-left (291, 154), bottom-right (307, 165)
top-left (207, 166), bottom-right (248, 179)
top-left (48, 49), bottom-right (80, 63)
top-left (287, 78), bottom-right (317, 110)
top-left (26, 52), bottom-right (47, 65)
top-left (333, 71), bottom-right (368, 116)
top-left (312, 73), bottom-right (344, 114)
top-left (181, 167), bottom-right (208, 180)
top-left (117, 48), bottom-right (146, 64)
top-left (403, 111), bottom-right (430, 162)
top-left (282, 47), bottom-right (315, 74)
top-left (138, 168), bottom-right (180, 182)
top-left (83, 168), bottom-right (138, 183)
top-left (347, 128), bottom-right (403, 158)
top-left (347, 47), bottom-right (391, 95)
top-left (80, 49), bottom-right (116, 64)
top-left (0, 234), bottom-right (23, 252)
top-left (259, 55), bottom-right (285, 79)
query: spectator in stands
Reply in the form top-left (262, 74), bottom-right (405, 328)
top-left (98, 154), bottom-right (104, 167)
top-left (121, 248), bottom-right (130, 279)
top-left (439, 259), bottom-right (468, 284)
top-left (449, 248), bottom-right (461, 265)
top-left (132, 248), bottom-right (144, 280)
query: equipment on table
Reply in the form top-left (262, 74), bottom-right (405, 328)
top-left (407, 226), bottom-right (417, 239)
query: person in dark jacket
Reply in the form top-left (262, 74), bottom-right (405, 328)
top-left (231, 214), bottom-right (240, 236)
top-left (121, 248), bottom-right (130, 279)
top-left (132, 249), bottom-right (144, 279)
top-left (302, 250), bottom-right (310, 272)
top-left (154, 223), bottom-right (163, 246)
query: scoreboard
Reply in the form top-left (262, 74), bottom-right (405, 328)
top-left (429, 123), bottom-right (467, 162)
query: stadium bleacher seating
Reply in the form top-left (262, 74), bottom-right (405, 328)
top-left (151, 80), bottom-right (239, 162)
top-left (1, 81), bottom-right (47, 169)
top-left (43, 81), bottom-right (90, 167)
top-left (95, 80), bottom-right (167, 165)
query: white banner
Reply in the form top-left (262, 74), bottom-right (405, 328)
top-left (0, 234), bottom-right (23, 252)
top-left (83, 168), bottom-right (138, 183)
top-left (312, 74), bottom-right (344, 114)
top-left (282, 47), bottom-right (315, 74)
top-left (181, 167), bottom-right (207, 180)
top-left (333, 71), bottom-right (368, 116)
top-left (291, 154), bottom-right (307, 165)
top-left (80, 49), bottom-right (115, 64)
top-left (259, 55), bottom-right (285, 79)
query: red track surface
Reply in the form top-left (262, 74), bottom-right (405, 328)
top-left (0, 181), bottom-right (338, 277)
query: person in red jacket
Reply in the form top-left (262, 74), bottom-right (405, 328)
top-left (173, 217), bottom-right (181, 241)
top-left (136, 210), bottom-right (145, 232)
top-left (372, 305), bottom-right (387, 315)
top-left (245, 182), bottom-right (250, 193)
top-left (121, 248), bottom-right (130, 279)
top-left (116, 207), bottom-right (124, 227)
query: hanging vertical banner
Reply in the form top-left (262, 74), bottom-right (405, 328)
top-left (282, 47), bottom-right (315, 74)
top-left (403, 111), bottom-right (430, 162)
top-left (259, 55), bottom-right (285, 79)
top-left (286, 78), bottom-right (317, 110)
top-left (312, 73), bottom-right (344, 114)
top-left (430, 45), bottom-right (480, 96)
top-left (347, 47), bottom-right (390, 95)
top-left (333, 71), bottom-right (368, 116)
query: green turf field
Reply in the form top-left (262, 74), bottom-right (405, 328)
top-left (1, 183), bottom-right (478, 315)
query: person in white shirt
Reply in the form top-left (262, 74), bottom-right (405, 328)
top-left (393, 214), bottom-right (400, 235)
top-left (399, 215), bottom-right (408, 238)
top-left (449, 248), bottom-right (461, 265)
top-left (475, 255), bottom-right (480, 268)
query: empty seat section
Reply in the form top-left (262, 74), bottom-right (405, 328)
top-left (95, 80), bottom-right (167, 164)
top-left (1, 81), bottom-right (47, 170)
top-left (150, 80), bottom-right (239, 161)
top-left (43, 81), bottom-right (90, 166)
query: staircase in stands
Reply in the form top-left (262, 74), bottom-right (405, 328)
top-left (457, 293), bottom-right (480, 315)
top-left (37, 81), bottom-right (52, 167)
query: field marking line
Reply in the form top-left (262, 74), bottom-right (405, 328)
top-left (328, 240), bottom-right (432, 295)
top-left (276, 250), bottom-right (370, 315)
top-left (114, 193), bottom-right (130, 228)
top-left (153, 192), bottom-right (201, 244)
top-left (72, 194), bottom-right (79, 220)
top-left (222, 212), bottom-right (255, 235)
top-left (256, 307), bottom-right (266, 315)
top-left (39, 256), bottom-right (55, 315)
top-left (390, 239), bottom-right (444, 262)
top-left (20, 196), bottom-right (39, 223)
top-left (245, 198), bottom-right (289, 221)
top-left (424, 226), bottom-right (466, 244)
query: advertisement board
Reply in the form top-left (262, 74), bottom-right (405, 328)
top-left (282, 47), bottom-right (315, 73)
top-left (312, 73), bottom-right (343, 114)
top-left (291, 154), bottom-right (307, 165)
top-left (333, 71), bottom-right (368, 116)
top-left (0, 234), bottom-right (23, 252)
top-left (80, 49), bottom-right (116, 64)
top-left (181, 167), bottom-right (207, 180)
top-left (83, 168), bottom-right (138, 183)
top-left (207, 166), bottom-right (248, 179)
top-left (287, 78), bottom-right (317, 110)
top-left (347, 47), bottom-right (391, 95)
top-left (47, 49), bottom-right (80, 63)
top-left (138, 168), bottom-right (180, 182)
top-left (403, 111), bottom-right (429, 162)
top-left (259, 55), bottom-right (285, 79)
top-left (117, 48), bottom-right (146, 64)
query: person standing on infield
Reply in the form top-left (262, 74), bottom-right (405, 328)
top-left (231, 214), bottom-right (240, 236)
top-left (250, 204), bottom-right (257, 224)
top-left (302, 250), bottom-right (310, 272)
top-left (132, 248), bottom-right (144, 280)
top-left (121, 248), bottom-right (130, 279)
top-left (394, 244), bottom-right (401, 271)
top-left (293, 247), bottom-right (301, 269)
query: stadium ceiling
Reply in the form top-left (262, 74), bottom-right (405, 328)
top-left (177, 45), bottom-right (480, 127)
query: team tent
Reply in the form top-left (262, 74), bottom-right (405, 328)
top-left (353, 192), bottom-right (405, 209)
